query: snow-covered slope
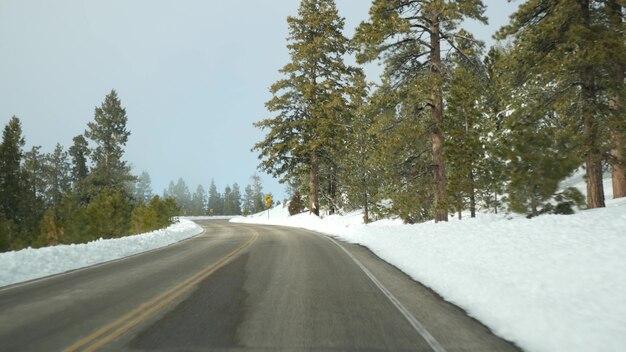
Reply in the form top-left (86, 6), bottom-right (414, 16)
top-left (232, 175), bottom-right (626, 352)
top-left (0, 219), bottom-right (203, 288)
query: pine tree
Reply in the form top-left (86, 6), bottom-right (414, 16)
top-left (164, 181), bottom-right (176, 199)
top-left (134, 171), bottom-right (153, 204)
top-left (43, 144), bottom-right (71, 208)
top-left (170, 178), bottom-right (192, 215)
top-left (0, 117), bottom-right (26, 225)
top-left (150, 196), bottom-right (179, 228)
top-left (191, 185), bottom-right (207, 215)
top-left (68, 135), bottom-right (90, 185)
top-left (0, 117), bottom-right (29, 249)
top-left (85, 189), bottom-right (132, 239)
top-left (496, 0), bottom-right (613, 208)
top-left (68, 134), bottom-right (90, 205)
top-left (503, 91), bottom-right (582, 216)
top-left (444, 31), bottom-right (489, 219)
top-left (478, 47), bottom-right (509, 214)
top-left (85, 89), bottom-right (134, 193)
top-left (367, 83), bottom-right (436, 224)
top-left (353, 0), bottom-right (487, 222)
top-left (22, 146), bottom-right (46, 202)
top-left (253, 0), bottom-right (362, 216)
top-left (250, 174), bottom-right (265, 213)
top-left (336, 78), bottom-right (381, 223)
top-left (243, 184), bottom-right (254, 215)
top-left (222, 185), bottom-right (234, 215)
top-left (230, 183), bottom-right (242, 215)
top-left (207, 179), bottom-right (222, 215)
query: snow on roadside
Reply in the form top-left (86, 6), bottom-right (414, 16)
top-left (232, 200), bottom-right (626, 352)
top-left (0, 219), bottom-right (203, 288)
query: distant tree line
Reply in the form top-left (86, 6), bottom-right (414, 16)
top-left (254, 0), bottom-right (626, 223)
top-left (0, 90), bottom-right (178, 252)
top-left (163, 173), bottom-right (275, 217)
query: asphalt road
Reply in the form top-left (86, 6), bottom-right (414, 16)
top-left (0, 220), bottom-right (521, 352)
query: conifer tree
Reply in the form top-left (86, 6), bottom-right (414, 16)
top-left (134, 171), bottom-right (153, 204)
top-left (170, 178), bottom-right (192, 215)
top-left (85, 89), bottom-right (134, 193)
top-left (191, 184), bottom-right (207, 215)
top-left (254, 0), bottom-right (361, 216)
top-left (222, 185), bottom-right (233, 215)
top-left (353, 0), bottom-right (487, 222)
top-left (243, 184), bottom-right (254, 215)
top-left (164, 181), bottom-right (175, 198)
top-left (69, 135), bottom-right (90, 184)
top-left (230, 183), bottom-right (242, 215)
top-left (496, 0), bottom-right (612, 208)
top-left (250, 174), bottom-right (265, 213)
top-left (336, 78), bottom-right (381, 223)
top-left (444, 31), bottom-right (488, 218)
top-left (368, 83), bottom-right (436, 223)
top-left (503, 89), bottom-right (582, 216)
top-left (43, 144), bottom-right (71, 208)
top-left (207, 179), bottom-right (222, 215)
top-left (23, 146), bottom-right (46, 202)
top-left (478, 47), bottom-right (509, 214)
top-left (85, 189), bottom-right (132, 239)
top-left (0, 117), bottom-right (29, 249)
top-left (0, 117), bottom-right (26, 226)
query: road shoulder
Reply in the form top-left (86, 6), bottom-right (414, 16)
top-left (303, 228), bottom-right (523, 352)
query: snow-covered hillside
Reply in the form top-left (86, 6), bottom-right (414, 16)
top-left (232, 174), bottom-right (626, 352)
top-left (0, 219), bottom-right (203, 288)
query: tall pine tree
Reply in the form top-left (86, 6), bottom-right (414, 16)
top-left (191, 184), bottom-right (207, 215)
top-left (353, 0), bottom-right (487, 222)
top-left (496, 0), bottom-right (615, 208)
top-left (253, 0), bottom-right (361, 216)
top-left (85, 89), bottom-right (134, 194)
top-left (207, 179), bottom-right (222, 215)
top-left (0, 117), bottom-right (27, 249)
top-left (0, 117), bottom-right (25, 224)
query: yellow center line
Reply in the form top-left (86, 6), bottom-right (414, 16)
top-left (64, 228), bottom-right (259, 352)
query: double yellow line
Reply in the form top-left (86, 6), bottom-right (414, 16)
top-left (64, 229), bottom-right (259, 352)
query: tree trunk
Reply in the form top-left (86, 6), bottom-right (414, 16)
top-left (363, 192), bottom-right (370, 224)
top-left (494, 192), bottom-right (498, 214)
top-left (608, 0), bottom-right (626, 199)
top-left (469, 169), bottom-right (476, 218)
top-left (430, 12), bottom-right (448, 222)
top-left (581, 0), bottom-right (605, 208)
top-left (309, 150), bottom-right (320, 216)
top-left (610, 130), bottom-right (626, 198)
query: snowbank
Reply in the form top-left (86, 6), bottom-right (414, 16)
top-left (232, 199), bottom-right (626, 352)
top-left (0, 219), bottom-right (203, 288)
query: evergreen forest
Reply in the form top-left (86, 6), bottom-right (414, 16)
top-left (0, 90), bottom-right (178, 252)
top-left (163, 173), bottom-right (274, 217)
top-left (254, 0), bottom-right (626, 223)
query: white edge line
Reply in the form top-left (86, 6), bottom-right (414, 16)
top-left (324, 235), bottom-right (447, 352)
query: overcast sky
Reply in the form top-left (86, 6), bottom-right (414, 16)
top-left (0, 1), bottom-right (519, 201)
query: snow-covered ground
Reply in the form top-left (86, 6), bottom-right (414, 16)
top-left (232, 174), bottom-right (626, 352)
top-left (0, 219), bottom-right (203, 288)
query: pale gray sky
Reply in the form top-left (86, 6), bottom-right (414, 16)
top-left (0, 1), bottom-right (519, 200)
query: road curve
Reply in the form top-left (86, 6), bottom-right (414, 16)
top-left (0, 220), bottom-right (521, 352)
